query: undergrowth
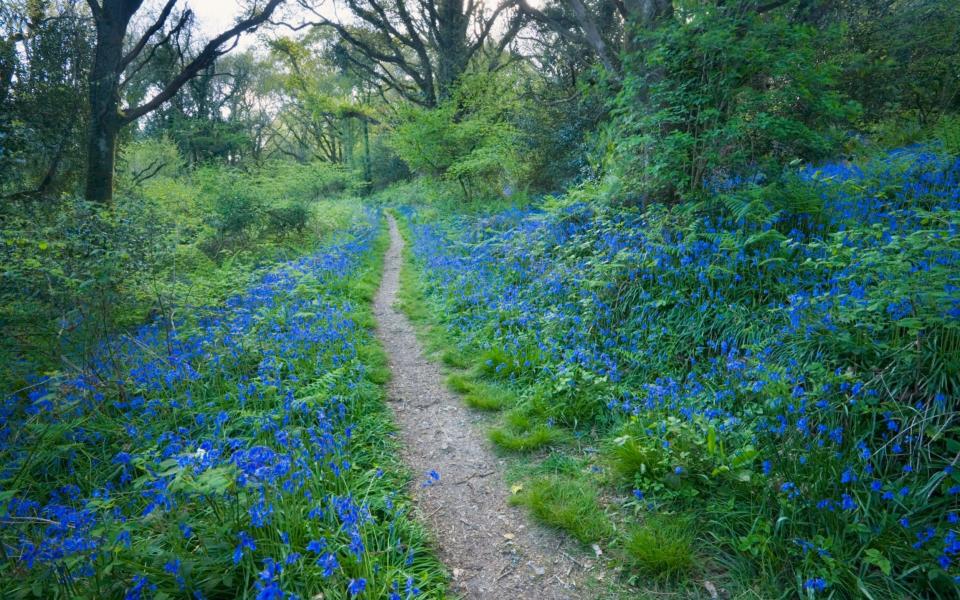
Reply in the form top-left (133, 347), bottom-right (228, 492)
top-left (396, 147), bottom-right (960, 598)
top-left (1, 209), bottom-right (446, 598)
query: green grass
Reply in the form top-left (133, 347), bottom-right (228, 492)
top-left (603, 431), bottom-right (666, 480)
top-left (489, 408), bottom-right (569, 451)
top-left (509, 475), bottom-right (613, 544)
top-left (439, 347), bottom-right (472, 369)
top-left (624, 513), bottom-right (696, 581)
top-left (445, 374), bottom-right (518, 411)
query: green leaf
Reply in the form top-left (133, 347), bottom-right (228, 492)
top-left (864, 548), bottom-right (891, 576)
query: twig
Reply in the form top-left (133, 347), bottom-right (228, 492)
top-left (561, 551), bottom-right (585, 569)
top-left (454, 470), bottom-right (494, 484)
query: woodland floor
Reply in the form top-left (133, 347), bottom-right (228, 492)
top-left (373, 216), bottom-right (589, 599)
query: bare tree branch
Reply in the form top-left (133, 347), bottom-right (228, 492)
top-left (120, 0), bottom-right (178, 70)
top-left (123, 0), bottom-right (284, 124)
top-left (120, 8), bottom-right (192, 89)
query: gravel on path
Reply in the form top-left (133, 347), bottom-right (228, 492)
top-left (373, 215), bottom-right (586, 599)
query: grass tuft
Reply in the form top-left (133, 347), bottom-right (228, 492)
top-left (440, 348), bottom-right (472, 369)
top-left (445, 373), bottom-right (473, 394)
top-left (509, 475), bottom-right (613, 543)
top-left (446, 374), bottom-right (518, 411)
top-left (603, 433), bottom-right (664, 480)
top-left (489, 409), bottom-right (568, 451)
top-left (625, 513), bottom-right (696, 580)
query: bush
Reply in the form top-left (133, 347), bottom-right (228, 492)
top-left (0, 195), bottom-right (174, 382)
top-left (937, 114), bottom-right (960, 156)
top-left (389, 70), bottom-right (530, 201)
top-left (607, 3), bottom-right (857, 203)
top-left (254, 160), bottom-right (364, 200)
top-left (266, 202), bottom-right (310, 237)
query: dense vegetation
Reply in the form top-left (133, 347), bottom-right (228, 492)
top-left (2, 207), bottom-right (447, 598)
top-left (401, 148), bottom-right (960, 597)
top-left (2, 0), bottom-right (959, 597)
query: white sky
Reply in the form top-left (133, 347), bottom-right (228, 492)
top-left (181, 0), bottom-right (336, 50)
top-left (149, 0), bottom-right (529, 51)
top-left (187, 1), bottom-right (249, 38)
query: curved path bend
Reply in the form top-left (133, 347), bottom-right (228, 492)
top-left (373, 216), bottom-right (585, 599)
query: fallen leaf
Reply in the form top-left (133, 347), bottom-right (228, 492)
top-left (503, 533), bottom-right (515, 540)
top-left (510, 483), bottom-right (523, 494)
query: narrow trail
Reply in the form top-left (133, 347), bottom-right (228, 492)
top-left (373, 216), bottom-right (586, 599)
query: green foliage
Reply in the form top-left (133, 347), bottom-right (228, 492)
top-left (514, 75), bottom-right (607, 191)
top-left (186, 161), bottom-right (363, 259)
top-left (624, 514), bottom-right (696, 580)
top-left (117, 136), bottom-right (185, 188)
top-left (445, 374), bottom-right (518, 411)
top-left (209, 178), bottom-right (264, 238)
top-left (0, 155), bottom-right (364, 387)
top-left (402, 145), bottom-right (960, 597)
top-left (0, 1), bottom-right (92, 198)
top-left (937, 114), bottom-right (960, 156)
top-left (254, 160), bottom-right (365, 201)
top-left (489, 409), bottom-right (569, 452)
top-left (266, 201), bottom-right (311, 237)
top-left (389, 71), bottom-right (530, 200)
top-left (509, 475), bottom-right (613, 543)
top-left (0, 195), bottom-right (174, 383)
top-left (607, 4), bottom-right (857, 202)
top-left (0, 216), bottom-right (448, 598)
top-left (605, 432), bottom-right (667, 481)
top-left (840, 0), bottom-right (960, 125)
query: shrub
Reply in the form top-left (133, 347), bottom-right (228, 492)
top-left (607, 4), bottom-right (857, 203)
top-left (266, 202), bottom-right (310, 237)
top-left (389, 70), bottom-right (530, 201)
top-left (0, 195), bottom-right (173, 382)
top-left (937, 113), bottom-right (960, 156)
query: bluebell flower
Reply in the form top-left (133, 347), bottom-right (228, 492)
top-left (318, 552), bottom-right (339, 577)
top-left (422, 469), bottom-right (441, 487)
top-left (803, 577), bottom-right (828, 593)
top-left (348, 578), bottom-right (366, 596)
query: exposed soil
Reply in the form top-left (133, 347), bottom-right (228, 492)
top-left (373, 215), bottom-right (586, 599)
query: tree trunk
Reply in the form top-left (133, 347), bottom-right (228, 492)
top-left (435, 0), bottom-right (470, 100)
top-left (0, 38), bottom-right (16, 109)
top-left (84, 5), bottom-right (134, 204)
top-left (362, 116), bottom-right (372, 186)
top-left (85, 116), bottom-right (120, 203)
